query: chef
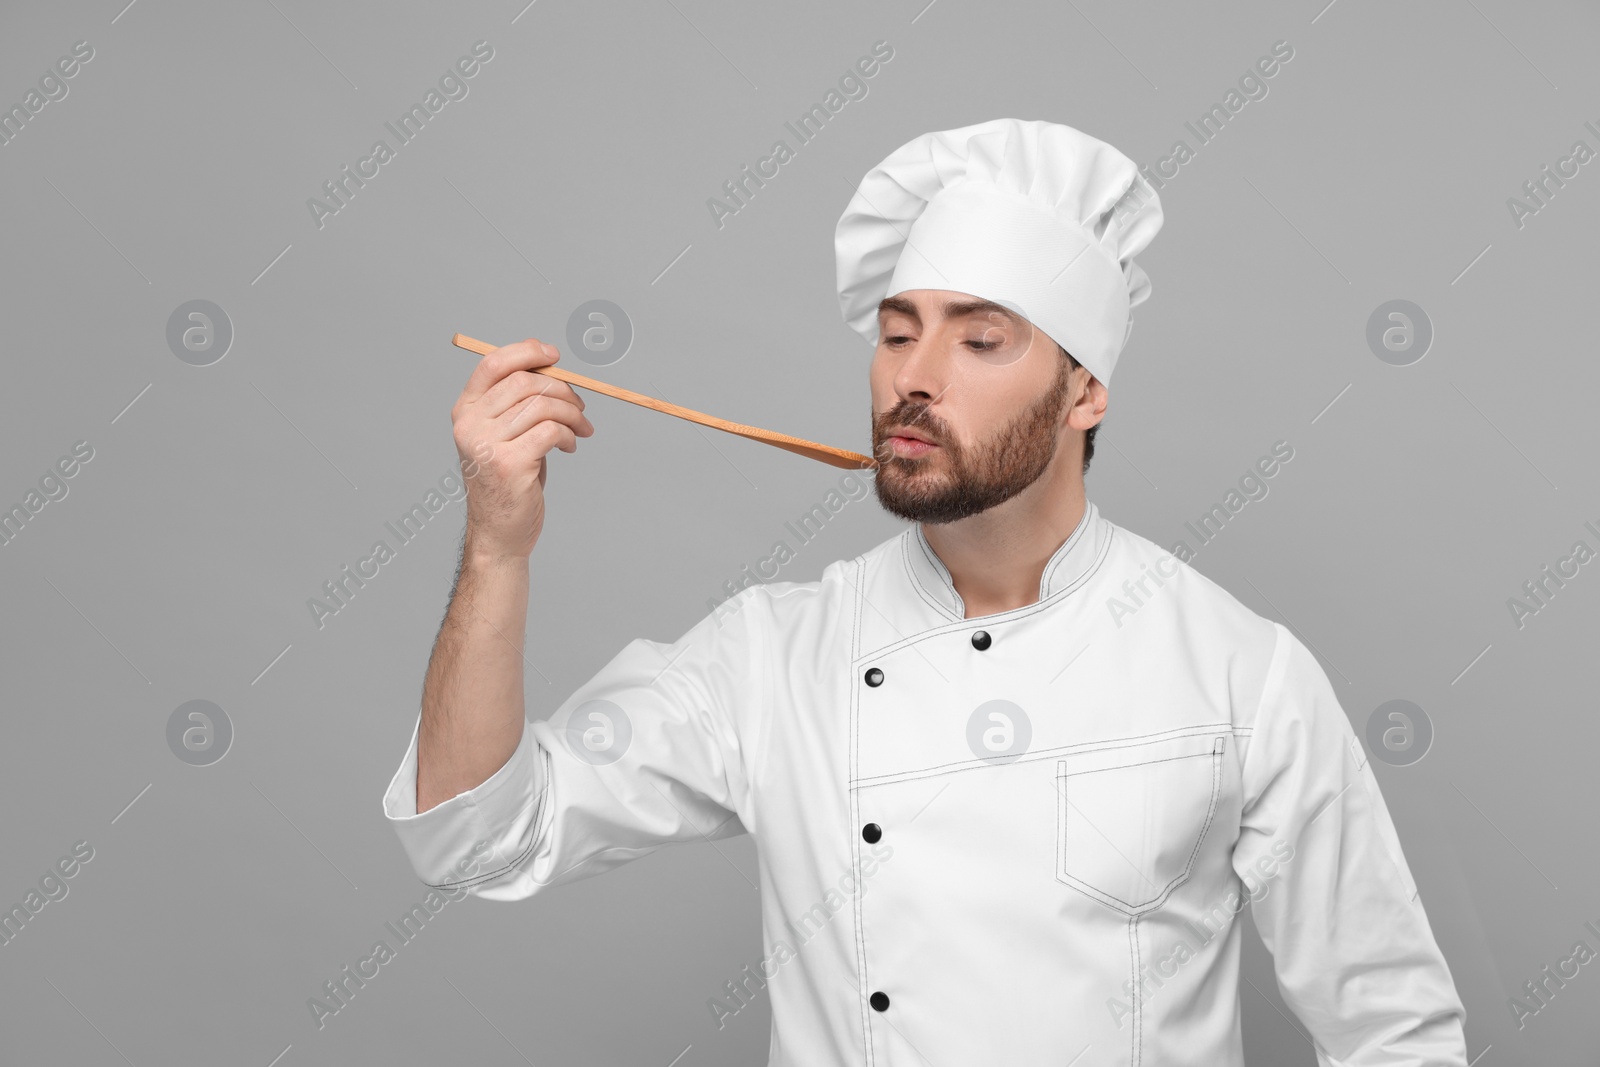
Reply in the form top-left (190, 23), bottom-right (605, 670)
top-left (382, 117), bottom-right (1470, 1065)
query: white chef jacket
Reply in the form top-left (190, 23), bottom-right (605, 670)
top-left (382, 499), bottom-right (1469, 1066)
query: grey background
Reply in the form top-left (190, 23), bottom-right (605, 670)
top-left (0, 0), bottom-right (1595, 1064)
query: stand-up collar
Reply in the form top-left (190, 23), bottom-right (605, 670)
top-left (903, 499), bottom-right (1110, 621)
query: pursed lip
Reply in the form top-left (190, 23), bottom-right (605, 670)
top-left (887, 427), bottom-right (938, 445)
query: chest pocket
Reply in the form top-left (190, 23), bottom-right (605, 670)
top-left (1055, 731), bottom-right (1227, 915)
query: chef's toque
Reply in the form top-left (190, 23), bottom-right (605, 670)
top-left (834, 117), bottom-right (1164, 387)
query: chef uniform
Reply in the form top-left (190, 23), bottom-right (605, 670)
top-left (383, 118), bottom-right (1469, 1066)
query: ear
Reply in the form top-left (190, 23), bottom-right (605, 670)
top-left (1066, 367), bottom-right (1108, 432)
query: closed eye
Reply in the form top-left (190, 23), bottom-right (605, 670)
top-left (884, 336), bottom-right (1000, 351)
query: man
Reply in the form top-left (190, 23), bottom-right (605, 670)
top-left (383, 118), bottom-right (1469, 1065)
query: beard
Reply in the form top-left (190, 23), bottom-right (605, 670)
top-left (870, 355), bottom-right (1075, 525)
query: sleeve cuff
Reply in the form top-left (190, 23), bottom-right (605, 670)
top-left (380, 714), bottom-right (547, 894)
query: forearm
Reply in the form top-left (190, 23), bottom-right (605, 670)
top-left (415, 546), bottom-right (530, 813)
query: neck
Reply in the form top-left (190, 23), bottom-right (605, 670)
top-left (921, 476), bottom-right (1088, 620)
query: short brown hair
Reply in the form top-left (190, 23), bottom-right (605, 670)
top-left (1057, 342), bottom-right (1098, 475)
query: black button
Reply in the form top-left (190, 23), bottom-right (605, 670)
top-left (870, 990), bottom-right (890, 1012)
top-left (971, 630), bottom-right (991, 650)
top-left (862, 823), bottom-right (882, 843)
top-left (865, 667), bottom-right (884, 687)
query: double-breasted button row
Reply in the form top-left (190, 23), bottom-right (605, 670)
top-left (858, 630), bottom-right (990, 1022)
top-left (862, 825), bottom-right (886, 1012)
top-left (862, 631), bottom-right (993, 688)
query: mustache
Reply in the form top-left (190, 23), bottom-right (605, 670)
top-left (877, 408), bottom-right (944, 438)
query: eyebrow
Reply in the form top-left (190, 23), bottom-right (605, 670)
top-left (877, 295), bottom-right (1022, 327)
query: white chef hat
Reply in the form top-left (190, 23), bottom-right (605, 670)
top-left (834, 117), bottom-right (1163, 387)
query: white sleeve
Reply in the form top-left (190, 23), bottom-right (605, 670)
top-left (1231, 622), bottom-right (1468, 1066)
top-left (380, 586), bottom-right (767, 902)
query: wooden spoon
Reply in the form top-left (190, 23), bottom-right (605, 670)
top-left (453, 334), bottom-right (878, 471)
